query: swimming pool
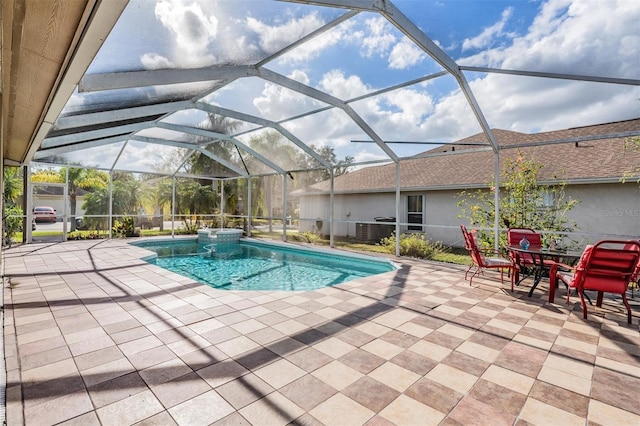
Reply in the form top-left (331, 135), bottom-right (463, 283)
top-left (132, 238), bottom-right (396, 291)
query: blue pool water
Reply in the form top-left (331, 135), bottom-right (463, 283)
top-left (131, 239), bottom-right (395, 291)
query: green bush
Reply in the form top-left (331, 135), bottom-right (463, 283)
top-left (379, 232), bottom-right (445, 259)
top-left (112, 216), bottom-right (138, 238)
top-left (290, 232), bottom-right (323, 244)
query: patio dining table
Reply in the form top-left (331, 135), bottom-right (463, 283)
top-left (507, 245), bottom-right (582, 299)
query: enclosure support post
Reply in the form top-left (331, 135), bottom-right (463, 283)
top-left (494, 152), bottom-right (500, 252)
top-left (282, 174), bottom-right (287, 242)
top-left (220, 180), bottom-right (225, 229)
top-left (23, 165), bottom-right (29, 243)
top-left (171, 177), bottom-right (176, 237)
top-left (329, 169), bottom-right (334, 248)
top-left (108, 171), bottom-right (113, 239)
top-left (63, 168), bottom-right (68, 241)
top-left (395, 162), bottom-right (401, 257)
top-left (25, 165), bottom-right (33, 244)
top-left (247, 177), bottom-right (252, 237)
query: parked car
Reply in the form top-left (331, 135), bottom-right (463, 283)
top-left (33, 206), bottom-right (57, 223)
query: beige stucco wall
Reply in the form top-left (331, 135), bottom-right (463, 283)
top-left (297, 182), bottom-right (639, 247)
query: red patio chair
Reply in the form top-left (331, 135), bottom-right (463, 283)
top-left (507, 227), bottom-right (555, 266)
top-left (460, 225), bottom-right (518, 291)
top-left (549, 240), bottom-right (640, 324)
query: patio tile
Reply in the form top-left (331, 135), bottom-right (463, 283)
top-left (441, 350), bottom-right (489, 377)
top-left (24, 388), bottom-right (94, 425)
top-left (339, 348), bottom-right (386, 374)
top-left (468, 379), bottom-right (527, 417)
top-left (20, 344), bottom-right (72, 371)
top-left (139, 357), bottom-right (193, 387)
top-left (5, 240), bottom-right (640, 425)
top-left (311, 360), bottom-right (363, 390)
top-left (286, 347), bottom-right (333, 372)
top-left (379, 394), bottom-right (445, 426)
top-left (168, 390), bottom-right (235, 425)
top-left (528, 380), bottom-right (589, 418)
top-left (239, 391), bottom-right (305, 425)
top-left (482, 365), bottom-right (535, 396)
top-left (253, 359), bottom-right (306, 389)
top-left (309, 393), bottom-right (375, 426)
top-left (588, 399), bottom-right (640, 426)
top-left (215, 373), bottom-right (275, 410)
top-left (449, 395), bottom-right (515, 426)
top-left (80, 356), bottom-right (137, 388)
top-left (22, 373), bottom-right (86, 409)
top-left (216, 336), bottom-right (260, 358)
top-left (87, 372), bottom-right (148, 408)
top-left (519, 397), bottom-right (585, 426)
top-left (279, 374), bottom-right (337, 411)
top-left (591, 366), bottom-right (640, 415)
top-left (368, 362), bottom-right (420, 392)
top-left (210, 412), bottom-right (251, 426)
top-left (196, 360), bottom-right (249, 389)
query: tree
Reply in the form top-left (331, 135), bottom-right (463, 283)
top-left (457, 151), bottom-right (579, 249)
top-left (31, 166), bottom-right (108, 231)
top-left (3, 167), bottom-right (25, 244)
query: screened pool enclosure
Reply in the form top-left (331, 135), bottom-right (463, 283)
top-left (3, 0), bottom-right (639, 251)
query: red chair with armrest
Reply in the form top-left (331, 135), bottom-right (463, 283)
top-left (507, 227), bottom-right (556, 282)
top-left (549, 240), bottom-right (640, 324)
top-left (461, 225), bottom-right (518, 291)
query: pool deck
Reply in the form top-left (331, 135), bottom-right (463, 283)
top-left (2, 239), bottom-right (639, 425)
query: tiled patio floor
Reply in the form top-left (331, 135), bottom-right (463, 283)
top-left (2, 239), bottom-right (639, 425)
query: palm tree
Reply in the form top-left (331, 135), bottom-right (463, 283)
top-left (63, 167), bottom-right (108, 231)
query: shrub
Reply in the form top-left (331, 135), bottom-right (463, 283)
top-left (112, 216), bottom-right (138, 238)
top-left (379, 232), bottom-right (445, 259)
top-left (290, 232), bottom-right (323, 244)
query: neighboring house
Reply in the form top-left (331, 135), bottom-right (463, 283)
top-left (30, 186), bottom-right (87, 221)
top-left (295, 118), bottom-right (640, 248)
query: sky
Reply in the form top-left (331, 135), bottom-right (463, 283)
top-left (60, 0), bottom-right (640, 171)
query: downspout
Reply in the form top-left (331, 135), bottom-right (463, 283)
top-left (395, 162), bottom-right (401, 257)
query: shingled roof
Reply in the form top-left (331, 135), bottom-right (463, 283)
top-left (298, 118), bottom-right (640, 195)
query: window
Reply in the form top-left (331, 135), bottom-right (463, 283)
top-left (407, 195), bottom-right (423, 231)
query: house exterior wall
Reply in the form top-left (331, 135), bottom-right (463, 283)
top-left (563, 183), bottom-right (639, 244)
top-left (298, 193), bottom-right (397, 236)
top-left (297, 182), bottom-right (639, 247)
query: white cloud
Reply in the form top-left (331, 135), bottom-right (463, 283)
top-left (427, 0), bottom-right (640, 137)
top-left (140, 53), bottom-right (174, 69)
top-left (388, 38), bottom-right (427, 69)
top-left (319, 70), bottom-right (371, 99)
top-left (246, 12), bottom-right (325, 54)
top-left (253, 81), bottom-right (323, 122)
top-left (462, 7), bottom-right (514, 51)
top-left (152, 0), bottom-right (218, 67)
top-left (361, 16), bottom-right (397, 57)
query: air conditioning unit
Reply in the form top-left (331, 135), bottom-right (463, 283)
top-left (356, 223), bottom-right (395, 242)
top-left (356, 223), bottom-right (373, 241)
